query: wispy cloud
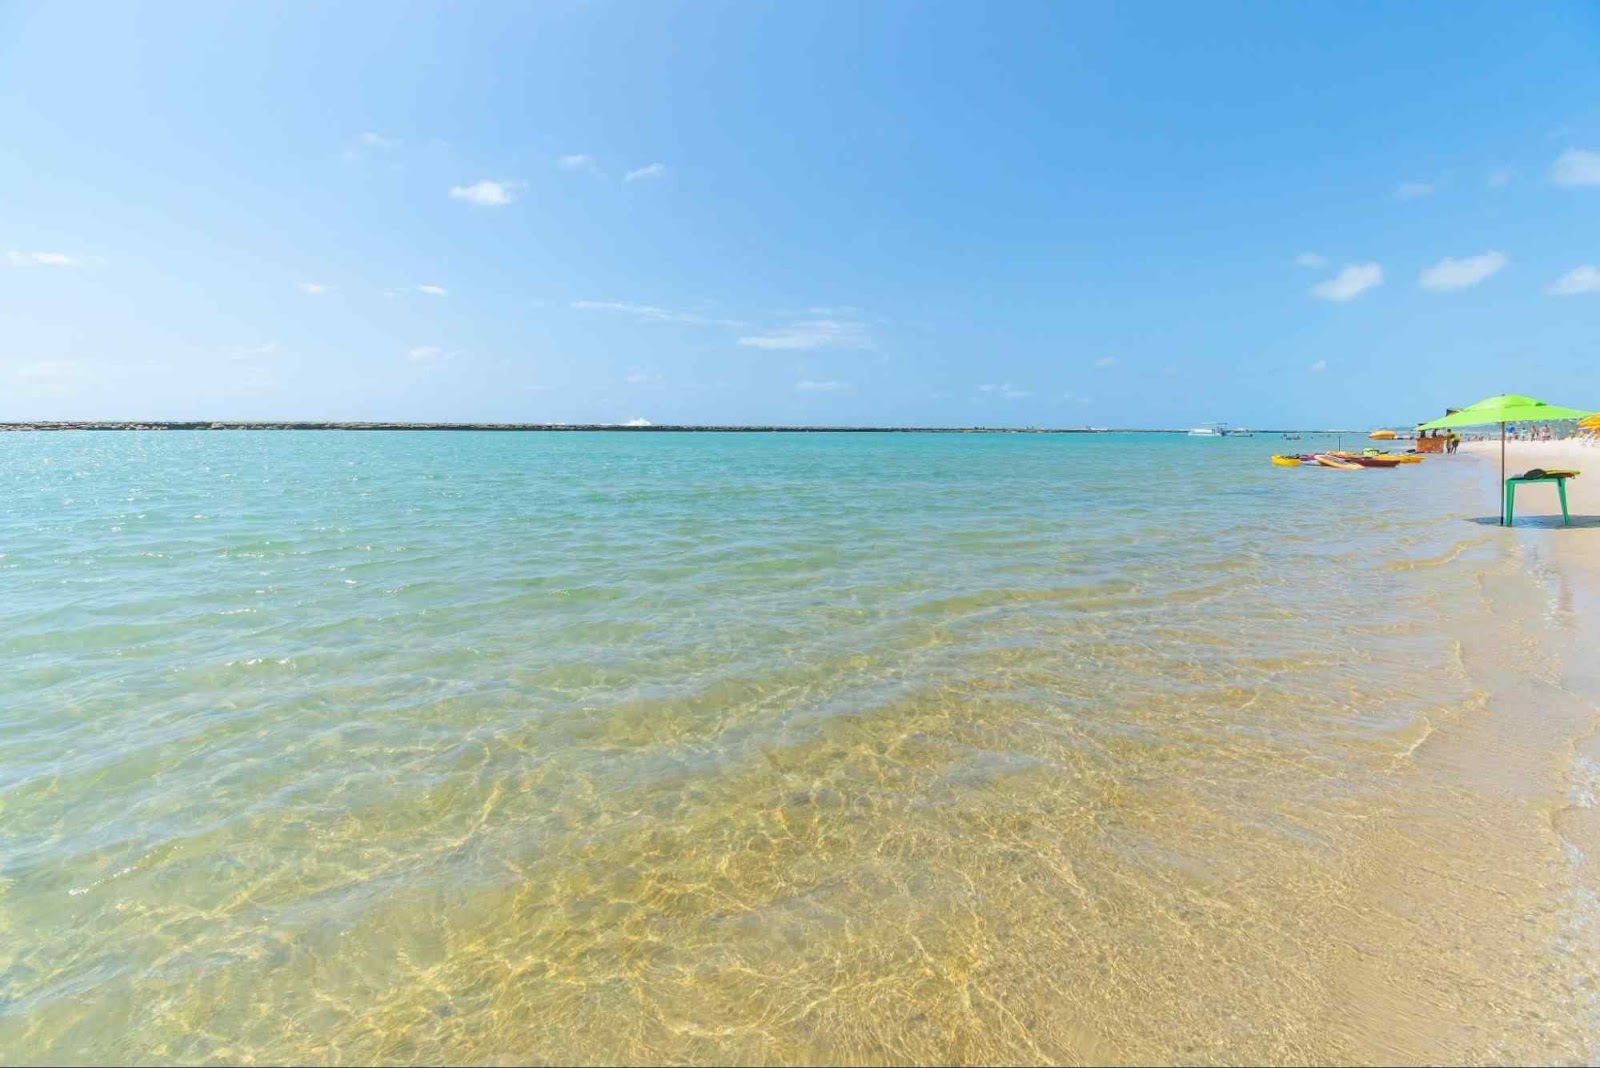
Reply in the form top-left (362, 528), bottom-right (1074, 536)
top-left (738, 319), bottom-right (871, 350)
top-left (342, 131), bottom-right (402, 162)
top-left (407, 345), bottom-right (448, 363)
top-left (7, 250), bottom-right (82, 267)
top-left (1419, 251), bottom-right (1507, 291)
top-left (1094, 356), bottom-right (1118, 368)
top-left (229, 342), bottom-right (279, 361)
top-left (1293, 252), bottom-right (1327, 269)
top-left (978, 383), bottom-right (1030, 399)
top-left (795, 379), bottom-right (845, 392)
top-left (1310, 263), bottom-right (1383, 302)
top-left (1549, 265), bottom-right (1600, 296)
top-left (1395, 181), bottom-right (1435, 200)
top-left (624, 369), bottom-right (662, 384)
top-left (1310, 359), bottom-right (1327, 373)
top-left (624, 163), bottom-right (667, 183)
top-left (299, 282), bottom-right (330, 295)
top-left (13, 360), bottom-right (88, 383)
top-left (622, 418), bottom-right (653, 427)
top-left (557, 153), bottom-right (598, 173)
top-left (573, 300), bottom-right (744, 328)
top-left (417, 284), bottom-right (447, 296)
top-left (1488, 168), bottom-right (1515, 188)
top-left (449, 179), bottom-right (519, 206)
top-left (1551, 148), bottom-right (1600, 187)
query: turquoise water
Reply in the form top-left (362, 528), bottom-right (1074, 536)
top-left (1, 432), bottom-right (1595, 1063)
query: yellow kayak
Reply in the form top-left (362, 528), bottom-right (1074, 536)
top-left (1271, 455), bottom-right (1302, 467)
top-left (1313, 453), bottom-right (1363, 470)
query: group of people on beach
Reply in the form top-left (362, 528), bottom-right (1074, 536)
top-left (1417, 429), bottom-right (1461, 454)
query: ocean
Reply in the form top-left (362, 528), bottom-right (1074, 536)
top-left (2, 430), bottom-right (1597, 1063)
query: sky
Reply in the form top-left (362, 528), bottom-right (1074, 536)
top-left (3, 0), bottom-right (1600, 428)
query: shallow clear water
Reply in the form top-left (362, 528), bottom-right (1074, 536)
top-left (1, 432), bottom-right (1595, 1063)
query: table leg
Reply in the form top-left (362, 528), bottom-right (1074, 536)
top-left (1559, 479), bottom-right (1570, 525)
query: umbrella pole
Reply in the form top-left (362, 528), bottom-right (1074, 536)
top-left (1500, 421), bottom-right (1506, 525)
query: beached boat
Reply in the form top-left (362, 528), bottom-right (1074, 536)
top-left (1331, 450), bottom-right (1416, 467)
top-left (1311, 453), bottom-right (1363, 470)
top-left (1270, 455), bottom-right (1301, 467)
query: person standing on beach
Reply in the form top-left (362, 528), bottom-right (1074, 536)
top-left (1447, 431), bottom-right (1460, 454)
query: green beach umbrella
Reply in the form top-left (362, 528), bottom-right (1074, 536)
top-left (1417, 394), bottom-right (1595, 524)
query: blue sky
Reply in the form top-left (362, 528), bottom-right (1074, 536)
top-left (4, 1), bottom-right (1600, 428)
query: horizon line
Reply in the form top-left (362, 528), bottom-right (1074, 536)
top-left (0, 420), bottom-right (1374, 435)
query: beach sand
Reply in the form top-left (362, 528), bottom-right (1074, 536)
top-left (1453, 437), bottom-right (1600, 1066)
top-left (1460, 438), bottom-right (1600, 520)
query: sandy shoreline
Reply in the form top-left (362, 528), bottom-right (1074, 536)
top-left (1459, 438), bottom-right (1600, 518)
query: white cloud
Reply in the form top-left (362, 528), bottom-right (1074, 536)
top-left (1293, 252), bottom-right (1327, 269)
top-left (622, 418), bottom-right (653, 427)
top-left (737, 319), bottom-right (871, 350)
top-left (1395, 181), bottom-right (1434, 200)
top-left (7, 250), bottom-right (82, 267)
top-left (1551, 148), bottom-right (1600, 187)
top-left (1310, 359), bottom-right (1327, 373)
top-left (1094, 356), bottom-right (1118, 368)
top-left (573, 300), bottom-right (744, 328)
top-left (417, 284), bottom-right (447, 296)
top-left (407, 345), bottom-right (446, 363)
top-left (299, 282), bottom-right (329, 295)
top-left (557, 154), bottom-right (598, 173)
top-left (978, 383), bottom-right (1030, 399)
top-left (1310, 263), bottom-right (1383, 302)
top-left (360, 132), bottom-right (399, 149)
top-left (624, 163), bottom-right (667, 183)
top-left (449, 179), bottom-right (518, 206)
top-left (624, 369), bottom-right (662, 384)
top-left (1488, 168), bottom-right (1515, 188)
top-left (1419, 250), bottom-right (1507, 291)
top-left (1549, 265), bottom-right (1600, 295)
top-left (795, 379), bottom-right (844, 392)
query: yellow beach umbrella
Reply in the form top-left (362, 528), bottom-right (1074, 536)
top-left (1580, 412), bottom-right (1600, 430)
top-left (1368, 429), bottom-right (1397, 440)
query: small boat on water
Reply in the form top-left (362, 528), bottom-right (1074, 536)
top-left (1311, 453), bottom-right (1363, 470)
top-left (1271, 454), bottom-right (1302, 467)
top-left (1188, 423), bottom-right (1224, 437)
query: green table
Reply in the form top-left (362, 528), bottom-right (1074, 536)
top-left (1503, 474), bottom-right (1573, 526)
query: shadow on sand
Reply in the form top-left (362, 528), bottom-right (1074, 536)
top-left (1469, 515), bottom-right (1600, 529)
